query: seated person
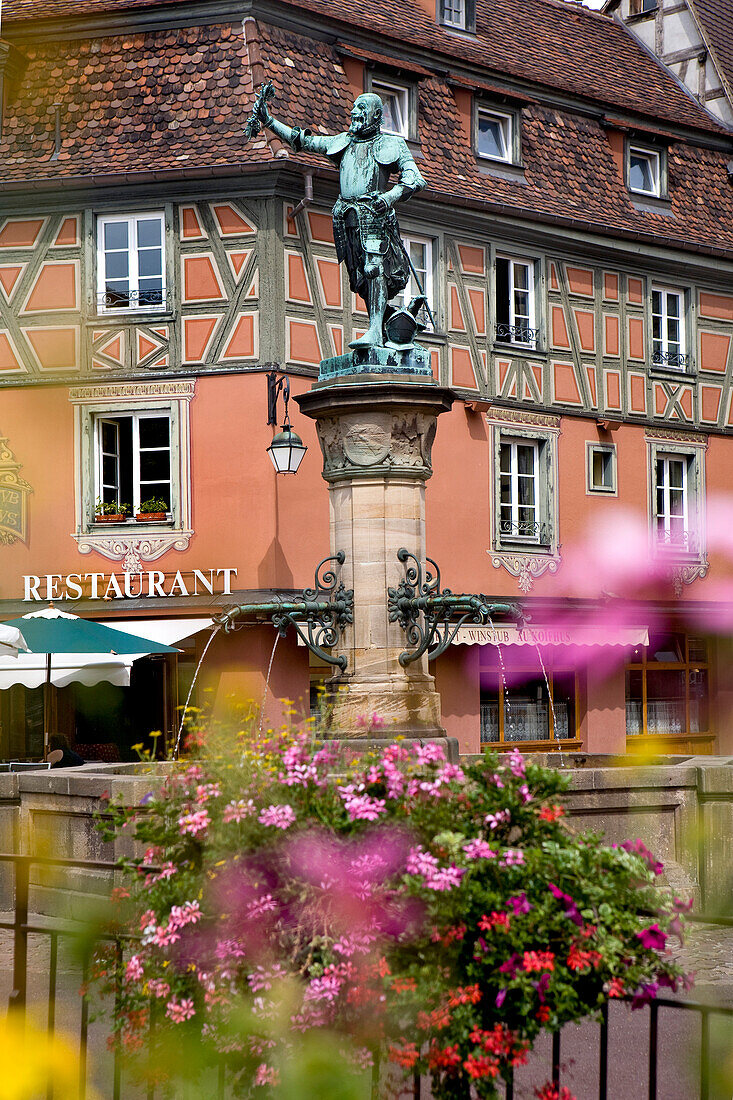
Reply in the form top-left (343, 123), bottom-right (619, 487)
top-left (47, 733), bottom-right (85, 769)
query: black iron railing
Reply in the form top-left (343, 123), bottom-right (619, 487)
top-left (97, 288), bottom-right (167, 311)
top-left (2, 852), bottom-right (731, 1100)
top-left (495, 322), bottom-right (539, 346)
top-left (651, 349), bottom-right (691, 371)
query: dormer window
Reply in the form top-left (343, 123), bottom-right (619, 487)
top-left (628, 145), bottom-right (662, 197)
top-left (370, 79), bottom-right (410, 138)
top-left (477, 108), bottom-right (513, 163)
top-left (439, 0), bottom-right (476, 30)
top-left (441, 0), bottom-right (465, 27)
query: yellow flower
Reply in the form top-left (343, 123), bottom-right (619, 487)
top-left (0, 1013), bottom-right (100, 1099)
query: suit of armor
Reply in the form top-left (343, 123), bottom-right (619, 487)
top-left (263, 94), bottom-right (426, 349)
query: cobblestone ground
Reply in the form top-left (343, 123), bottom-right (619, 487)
top-left (0, 922), bottom-right (732, 1098)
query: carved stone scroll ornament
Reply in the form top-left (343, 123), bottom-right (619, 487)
top-left (489, 551), bottom-right (561, 593)
top-left (73, 533), bottom-right (193, 572)
top-left (668, 561), bottom-right (709, 597)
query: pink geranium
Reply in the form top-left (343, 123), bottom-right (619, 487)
top-left (223, 799), bottom-right (255, 823)
top-left (258, 804), bottom-right (296, 829)
top-left (166, 997), bottom-right (196, 1023)
top-left (178, 808), bottom-right (210, 837)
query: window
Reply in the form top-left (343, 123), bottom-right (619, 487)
top-left (477, 108), bottom-right (513, 163)
top-left (97, 213), bottom-right (166, 313)
top-left (646, 435), bottom-right (706, 571)
top-left (95, 412), bottom-right (172, 517)
top-left (438, 0), bottom-right (475, 29)
top-left (628, 146), bottom-right (661, 197)
top-left (394, 235), bottom-right (434, 329)
top-left (440, 0), bottom-right (465, 26)
top-left (499, 439), bottom-right (541, 542)
top-left (652, 286), bottom-right (687, 369)
top-left (495, 256), bottom-right (537, 346)
top-left (480, 647), bottom-right (578, 746)
top-left (71, 381), bottom-right (194, 561)
top-left (587, 443), bottom-right (617, 494)
top-left (370, 80), bottom-right (410, 138)
top-left (654, 453), bottom-right (690, 551)
top-left (626, 633), bottom-right (709, 741)
top-left (629, 0), bottom-right (657, 14)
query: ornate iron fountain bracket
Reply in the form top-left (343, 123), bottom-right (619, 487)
top-left (388, 548), bottom-right (524, 666)
top-left (214, 552), bottom-right (353, 671)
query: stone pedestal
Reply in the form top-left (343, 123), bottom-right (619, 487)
top-left (297, 370), bottom-right (454, 737)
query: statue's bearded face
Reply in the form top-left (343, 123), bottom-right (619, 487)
top-left (349, 94), bottom-right (382, 136)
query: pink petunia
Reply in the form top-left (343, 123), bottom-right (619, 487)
top-left (637, 924), bottom-right (666, 951)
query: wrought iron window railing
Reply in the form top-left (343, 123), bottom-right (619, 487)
top-left (495, 322), bottom-right (539, 346)
top-left (654, 527), bottom-right (699, 554)
top-left (651, 349), bottom-right (691, 370)
top-left (97, 288), bottom-right (168, 311)
top-left (498, 519), bottom-right (547, 542)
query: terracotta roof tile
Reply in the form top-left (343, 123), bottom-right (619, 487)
top-left (3, 0), bottom-right (724, 134)
top-left (1, 17), bottom-right (733, 256)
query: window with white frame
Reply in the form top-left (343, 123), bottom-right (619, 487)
top-left (499, 439), bottom-right (541, 542)
top-left (477, 108), bottom-right (513, 163)
top-left (629, 0), bottom-right (657, 15)
top-left (440, 0), bottom-right (466, 27)
top-left (370, 80), bottom-right (410, 138)
top-left (95, 411), bottom-right (172, 517)
top-left (628, 146), bottom-right (661, 197)
top-left (495, 256), bottom-right (537, 346)
top-left (652, 286), bottom-right (687, 369)
top-left (97, 213), bottom-right (166, 312)
top-left (394, 235), bottom-right (434, 329)
top-left (654, 453), bottom-right (691, 551)
top-left (587, 443), bottom-right (617, 494)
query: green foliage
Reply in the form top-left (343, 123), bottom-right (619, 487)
top-left (93, 718), bottom-right (689, 1099)
top-left (137, 497), bottom-right (169, 514)
top-left (94, 498), bottom-right (130, 516)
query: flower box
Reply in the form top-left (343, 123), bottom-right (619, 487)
top-left (135, 512), bottom-right (167, 522)
top-left (95, 514), bottom-right (127, 524)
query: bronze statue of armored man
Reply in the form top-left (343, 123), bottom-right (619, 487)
top-left (245, 84), bottom-right (428, 352)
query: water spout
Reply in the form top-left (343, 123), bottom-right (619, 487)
top-left (174, 624), bottom-right (222, 759)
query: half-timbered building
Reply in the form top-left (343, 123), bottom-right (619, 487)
top-left (1, 0), bottom-right (733, 759)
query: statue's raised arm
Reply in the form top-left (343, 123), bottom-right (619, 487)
top-left (248, 85), bottom-right (428, 351)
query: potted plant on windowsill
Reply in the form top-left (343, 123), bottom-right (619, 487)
top-left (94, 499), bottom-right (130, 525)
top-left (135, 497), bottom-right (169, 523)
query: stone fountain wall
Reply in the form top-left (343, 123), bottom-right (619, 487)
top-left (1, 753), bottom-right (732, 915)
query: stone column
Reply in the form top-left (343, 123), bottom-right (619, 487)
top-left (297, 376), bottom-right (454, 737)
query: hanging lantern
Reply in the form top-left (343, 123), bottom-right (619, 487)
top-left (267, 425), bottom-right (307, 474)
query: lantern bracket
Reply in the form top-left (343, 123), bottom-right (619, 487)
top-left (214, 552), bottom-right (353, 671)
top-left (267, 370), bottom-right (291, 427)
top-left (388, 548), bottom-right (524, 665)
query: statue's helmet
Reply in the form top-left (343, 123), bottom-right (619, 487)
top-left (350, 93), bottom-right (383, 134)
